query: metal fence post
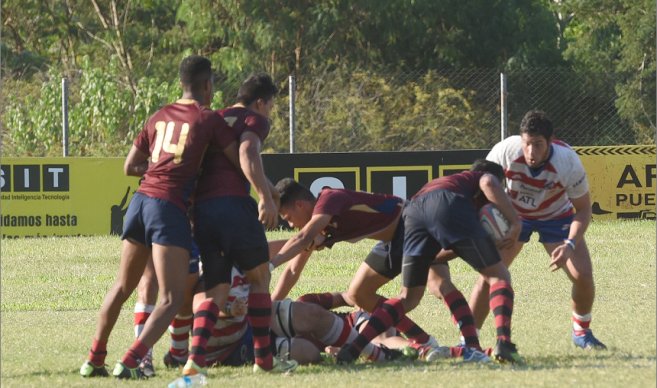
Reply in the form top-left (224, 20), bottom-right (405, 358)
top-left (500, 72), bottom-right (508, 141)
top-left (62, 77), bottom-right (69, 157)
top-left (289, 75), bottom-right (296, 153)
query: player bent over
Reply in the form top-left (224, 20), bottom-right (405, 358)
top-left (269, 180), bottom-right (447, 360)
top-left (468, 110), bottom-right (606, 350)
top-left (337, 161), bottom-right (524, 364)
top-left (80, 56), bottom-right (234, 379)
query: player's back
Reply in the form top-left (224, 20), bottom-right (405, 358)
top-left (195, 106), bottom-right (271, 201)
top-left (137, 99), bottom-right (231, 211)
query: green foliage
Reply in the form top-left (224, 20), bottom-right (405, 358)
top-left (1, 0), bottom-right (654, 156)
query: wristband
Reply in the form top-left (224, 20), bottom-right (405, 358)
top-left (268, 262), bottom-right (275, 272)
top-left (564, 239), bottom-right (576, 250)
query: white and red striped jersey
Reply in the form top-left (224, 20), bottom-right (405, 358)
top-left (487, 135), bottom-right (589, 220)
top-left (205, 267), bottom-right (250, 362)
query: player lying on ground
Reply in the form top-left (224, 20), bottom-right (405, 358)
top-left (269, 179), bottom-right (464, 360)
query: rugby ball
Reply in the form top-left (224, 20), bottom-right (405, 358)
top-left (479, 203), bottom-right (510, 241)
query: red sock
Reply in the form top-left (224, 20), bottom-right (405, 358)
top-left (297, 292), bottom-right (335, 310)
top-left (443, 289), bottom-right (481, 350)
top-left (169, 314), bottom-right (193, 361)
top-left (189, 300), bottom-right (219, 368)
top-left (134, 303), bottom-right (154, 338)
top-left (489, 281), bottom-right (514, 342)
top-left (121, 339), bottom-right (148, 368)
top-left (351, 298), bottom-right (404, 357)
top-left (88, 338), bottom-right (107, 366)
top-left (395, 315), bottom-right (430, 344)
top-left (248, 293), bottom-right (273, 370)
top-left (572, 312), bottom-right (592, 336)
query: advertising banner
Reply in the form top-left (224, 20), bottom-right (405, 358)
top-left (1, 145), bottom-right (654, 237)
top-left (1, 158), bottom-right (139, 238)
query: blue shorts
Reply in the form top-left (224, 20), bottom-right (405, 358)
top-left (121, 192), bottom-right (192, 252)
top-left (402, 190), bottom-right (500, 287)
top-left (194, 196), bottom-right (269, 287)
top-left (215, 325), bottom-right (254, 367)
top-left (188, 241), bottom-right (200, 274)
top-left (519, 215), bottom-right (573, 243)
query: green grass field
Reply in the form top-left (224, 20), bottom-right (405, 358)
top-left (1, 220), bottom-right (655, 387)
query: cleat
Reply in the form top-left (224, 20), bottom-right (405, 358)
top-left (112, 361), bottom-right (147, 379)
top-left (462, 347), bottom-right (491, 363)
top-left (422, 345), bottom-right (451, 362)
top-left (164, 351), bottom-right (188, 369)
top-left (182, 359), bottom-right (207, 377)
top-left (253, 356), bottom-right (298, 373)
top-left (493, 339), bottom-right (522, 364)
top-left (140, 355), bottom-right (155, 378)
top-left (572, 330), bottom-right (607, 350)
top-left (79, 360), bottom-right (109, 377)
top-left (336, 345), bottom-right (358, 365)
top-left (378, 345), bottom-right (407, 361)
top-left (401, 346), bottom-right (420, 361)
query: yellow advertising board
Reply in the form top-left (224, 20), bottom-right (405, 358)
top-left (575, 145), bottom-right (656, 220)
top-left (1, 158), bottom-right (139, 238)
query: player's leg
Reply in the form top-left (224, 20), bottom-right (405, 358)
top-left (134, 257), bottom-right (157, 377)
top-left (427, 262), bottom-right (483, 352)
top-left (297, 291), bottom-right (350, 309)
top-left (543, 239), bottom-right (605, 349)
top-left (185, 255), bottom-right (231, 374)
top-left (276, 337), bottom-right (322, 365)
top-left (468, 239), bottom-right (524, 329)
top-left (352, 239), bottom-right (437, 347)
top-left (81, 238), bottom-right (149, 377)
top-left (115, 244), bottom-right (189, 378)
top-left (456, 237), bottom-right (520, 363)
top-left (164, 264), bottom-right (199, 368)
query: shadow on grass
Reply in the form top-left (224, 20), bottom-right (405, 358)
top-left (2, 368), bottom-right (83, 379)
top-left (308, 351), bottom-right (657, 373)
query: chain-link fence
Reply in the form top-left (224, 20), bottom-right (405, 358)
top-left (2, 67), bottom-right (650, 157)
top-left (274, 67), bottom-right (642, 154)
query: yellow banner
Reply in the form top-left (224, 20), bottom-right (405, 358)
top-left (1, 158), bottom-right (139, 238)
top-left (575, 145), bottom-right (656, 220)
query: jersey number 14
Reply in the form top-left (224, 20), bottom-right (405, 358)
top-left (152, 121), bottom-right (189, 164)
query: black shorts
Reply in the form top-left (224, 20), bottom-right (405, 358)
top-left (401, 190), bottom-right (500, 287)
top-left (364, 218), bottom-right (404, 279)
top-left (193, 196), bottom-right (269, 288)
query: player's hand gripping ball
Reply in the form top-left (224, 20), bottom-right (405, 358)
top-left (479, 203), bottom-right (510, 241)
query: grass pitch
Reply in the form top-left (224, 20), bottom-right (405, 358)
top-left (1, 220), bottom-right (655, 387)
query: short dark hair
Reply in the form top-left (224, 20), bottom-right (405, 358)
top-left (470, 159), bottom-right (505, 182)
top-left (237, 73), bottom-right (278, 106)
top-left (275, 178), bottom-right (315, 207)
top-left (179, 55), bottom-right (212, 91)
top-left (520, 110), bottom-right (553, 139)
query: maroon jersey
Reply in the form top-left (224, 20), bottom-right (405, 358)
top-left (312, 188), bottom-right (404, 248)
top-left (135, 99), bottom-right (233, 211)
top-left (195, 106), bottom-right (271, 201)
top-left (413, 171), bottom-right (485, 202)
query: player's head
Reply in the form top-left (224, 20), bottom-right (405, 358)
top-left (470, 159), bottom-right (505, 183)
top-left (275, 178), bottom-right (315, 229)
top-left (519, 110), bottom-right (554, 168)
top-left (237, 73), bottom-right (278, 118)
top-left (179, 55), bottom-right (213, 105)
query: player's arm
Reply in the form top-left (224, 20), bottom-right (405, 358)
top-left (479, 173), bottom-right (521, 249)
top-left (549, 192), bottom-right (592, 271)
top-left (271, 249), bottom-right (313, 300)
top-left (123, 145), bottom-right (149, 177)
top-left (434, 248), bottom-right (458, 264)
top-left (271, 213), bottom-right (332, 268)
top-left (239, 131), bottom-right (278, 229)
